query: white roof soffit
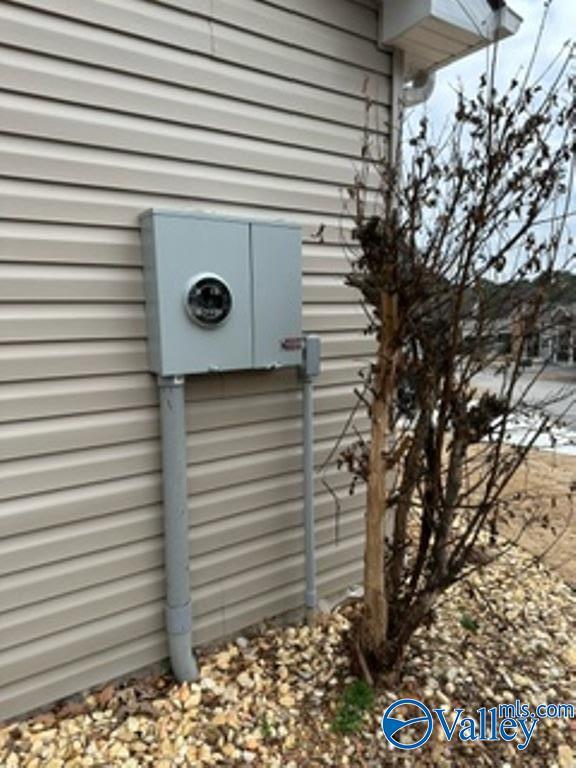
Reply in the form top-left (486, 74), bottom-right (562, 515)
top-left (380, 0), bottom-right (522, 78)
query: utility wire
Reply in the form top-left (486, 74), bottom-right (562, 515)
top-left (513, 210), bottom-right (576, 227)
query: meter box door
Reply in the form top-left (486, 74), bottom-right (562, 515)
top-left (140, 210), bottom-right (302, 376)
top-left (251, 223), bottom-right (302, 369)
top-left (141, 211), bottom-right (252, 375)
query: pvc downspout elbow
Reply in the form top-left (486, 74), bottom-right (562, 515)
top-left (403, 70), bottom-right (436, 107)
top-left (158, 376), bottom-right (199, 683)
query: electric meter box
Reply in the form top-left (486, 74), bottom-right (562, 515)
top-left (140, 210), bottom-right (303, 376)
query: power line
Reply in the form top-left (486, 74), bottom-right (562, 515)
top-left (522, 210), bottom-right (576, 227)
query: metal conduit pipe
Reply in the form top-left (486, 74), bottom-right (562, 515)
top-left (158, 375), bottom-right (199, 682)
top-left (301, 335), bottom-right (321, 617)
top-left (302, 372), bottom-right (317, 613)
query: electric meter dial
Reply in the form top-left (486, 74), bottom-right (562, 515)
top-left (185, 274), bottom-right (232, 328)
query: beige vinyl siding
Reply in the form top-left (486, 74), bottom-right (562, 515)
top-left (0, 0), bottom-right (392, 720)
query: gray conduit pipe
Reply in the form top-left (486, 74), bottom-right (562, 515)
top-left (302, 372), bottom-right (317, 613)
top-left (158, 375), bottom-right (199, 682)
top-left (301, 335), bottom-right (321, 616)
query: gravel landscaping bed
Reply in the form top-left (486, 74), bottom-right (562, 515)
top-left (1, 545), bottom-right (574, 767)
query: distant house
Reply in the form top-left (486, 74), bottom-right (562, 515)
top-left (538, 305), bottom-right (576, 364)
top-left (0, 0), bottom-right (520, 720)
top-left (465, 303), bottom-right (576, 367)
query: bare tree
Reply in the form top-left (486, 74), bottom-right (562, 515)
top-left (340, 43), bottom-right (576, 679)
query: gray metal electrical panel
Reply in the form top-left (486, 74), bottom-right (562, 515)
top-left (140, 210), bottom-right (302, 376)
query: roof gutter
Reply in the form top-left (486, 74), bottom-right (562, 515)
top-left (381, 0), bottom-right (522, 108)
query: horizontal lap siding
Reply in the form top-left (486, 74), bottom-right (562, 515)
top-left (0, 0), bottom-right (390, 720)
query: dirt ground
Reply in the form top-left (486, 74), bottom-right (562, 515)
top-left (505, 450), bottom-right (576, 587)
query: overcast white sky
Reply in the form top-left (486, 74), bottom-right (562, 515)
top-left (420, 0), bottom-right (575, 131)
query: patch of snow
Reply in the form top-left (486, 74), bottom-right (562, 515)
top-left (495, 412), bottom-right (576, 456)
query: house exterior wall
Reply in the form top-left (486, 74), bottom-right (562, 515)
top-left (0, 0), bottom-right (393, 720)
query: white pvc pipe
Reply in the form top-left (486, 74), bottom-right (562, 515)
top-left (403, 70), bottom-right (436, 107)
